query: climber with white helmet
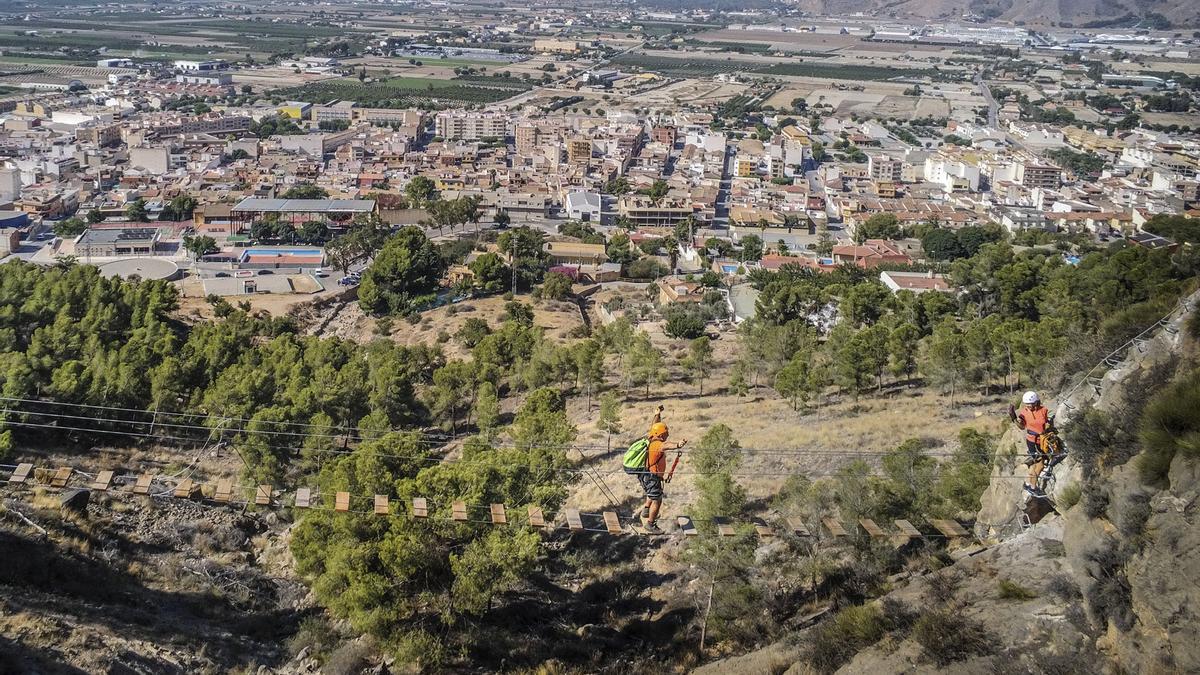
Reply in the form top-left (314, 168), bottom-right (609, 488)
top-left (1009, 391), bottom-right (1058, 496)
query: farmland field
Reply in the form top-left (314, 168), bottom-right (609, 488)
top-left (270, 75), bottom-right (532, 107)
top-left (610, 53), bottom-right (948, 81)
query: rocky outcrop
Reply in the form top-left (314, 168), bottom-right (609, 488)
top-left (975, 292), bottom-right (1196, 540)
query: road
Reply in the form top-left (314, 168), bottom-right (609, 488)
top-left (977, 72), bottom-right (999, 130)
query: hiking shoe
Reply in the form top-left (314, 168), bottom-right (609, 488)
top-left (643, 522), bottom-right (663, 534)
top-left (1023, 484), bottom-right (1040, 496)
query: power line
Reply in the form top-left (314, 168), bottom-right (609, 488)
top-left (0, 416), bottom-right (1039, 483)
top-left (0, 397), bottom-right (997, 461)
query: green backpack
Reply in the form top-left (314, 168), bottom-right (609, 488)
top-left (622, 437), bottom-right (651, 474)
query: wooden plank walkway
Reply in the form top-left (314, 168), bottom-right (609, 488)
top-left (91, 470), bottom-right (114, 492)
top-left (823, 518), bottom-right (848, 537)
top-left (9, 463), bottom-right (32, 484)
top-left (489, 503), bottom-right (507, 525)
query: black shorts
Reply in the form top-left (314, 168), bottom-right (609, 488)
top-left (637, 473), bottom-right (663, 500)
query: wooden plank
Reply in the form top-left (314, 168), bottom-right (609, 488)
top-left (91, 470), bottom-right (114, 492)
top-left (602, 511), bottom-right (622, 534)
top-left (255, 485), bottom-right (272, 506)
top-left (822, 517), bottom-right (848, 537)
top-left (565, 509), bottom-right (583, 531)
top-left (676, 515), bottom-right (698, 536)
top-left (173, 478), bottom-right (196, 499)
top-left (334, 491), bottom-right (350, 512)
top-left (714, 517), bottom-right (736, 537)
top-left (894, 519), bottom-right (922, 538)
top-left (214, 478), bottom-right (233, 503)
top-left (295, 487), bottom-right (312, 509)
top-left (9, 463), bottom-right (32, 484)
top-left (451, 501), bottom-right (468, 522)
top-left (859, 519), bottom-right (887, 538)
top-left (131, 473), bottom-right (153, 495)
top-left (786, 517), bottom-right (811, 537)
top-left (527, 506), bottom-right (546, 528)
top-left (412, 497), bottom-right (427, 518)
top-left (930, 519), bottom-right (970, 538)
top-left (50, 467), bottom-right (72, 488)
top-left (489, 503), bottom-right (507, 525)
top-left (374, 495), bottom-right (389, 515)
top-left (752, 517), bottom-right (775, 538)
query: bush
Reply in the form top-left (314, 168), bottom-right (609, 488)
top-left (540, 271), bottom-right (573, 300)
top-left (1137, 367), bottom-right (1200, 485)
top-left (1085, 544), bottom-right (1134, 631)
top-left (1117, 493), bottom-right (1151, 542)
top-left (997, 579), bottom-right (1038, 600)
top-left (923, 571), bottom-right (961, 605)
top-left (1045, 573), bottom-right (1081, 601)
top-left (1058, 483), bottom-right (1081, 509)
top-left (625, 258), bottom-right (670, 280)
top-left (805, 604), bottom-right (889, 673)
top-left (456, 317), bottom-right (491, 347)
top-left (665, 308), bottom-right (706, 339)
top-left (1082, 483), bottom-right (1109, 519)
top-left (912, 610), bottom-right (993, 666)
top-left (287, 615), bottom-right (340, 661)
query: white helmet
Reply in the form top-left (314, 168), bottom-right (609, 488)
top-left (1022, 391), bottom-right (1040, 405)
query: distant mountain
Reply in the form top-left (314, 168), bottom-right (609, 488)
top-left (787, 0), bottom-right (1199, 28)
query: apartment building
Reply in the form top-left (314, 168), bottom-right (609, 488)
top-left (435, 112), bottom-right (507, 141)
top-left (868, 155), bottom-right (903, 182)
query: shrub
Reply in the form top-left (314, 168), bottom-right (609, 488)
top-left (1058, 483), bottom-right (1081, 509)
top-left (1117, 493), bottom-right (1151, 542)
top-left (540, 271), bottom-right (573, 300)
top-left (1045, 573), bottom-right (1081, 601)
top-left (997, 579), bottom-right (1038, 600)
top-left (805, 604), bottom-right (889, 673)
top-left (1082, 484), bottom-right (1109, 519)
top-left (923, 570), bottom-right (961, 605)
top-left (912, 610), bottom-right (993, 666)
top-left (1084, 544), bottom-right (1134, 632)
top-left (456, 317), bottom-right (491, 347)
top-left (287, 615), bottom-right (340, 661)
top-left (1137, 367), bottom-right (1200, 485)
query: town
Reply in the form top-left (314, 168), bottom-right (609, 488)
top-left (0, 1), bottom-right (1198, 673)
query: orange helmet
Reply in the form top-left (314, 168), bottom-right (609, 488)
top-left (649, 422), bottom-right (669, 440)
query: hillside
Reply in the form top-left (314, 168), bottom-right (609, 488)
top-left (695, 290), bottom-right (1200, 674)
top-left (790, 0), bottom-right (1200, 28)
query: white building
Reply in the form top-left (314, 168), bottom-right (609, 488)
top-left (565, 191), bottom-right (602, 222)
top-left (924, 156), bottom-right (980, 193)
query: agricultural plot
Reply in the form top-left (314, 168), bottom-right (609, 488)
top-left (757, 62), bottom-right (945, 81)
top-left (609, 53), bottom-right (753, 77)
top-left (271, 75), bottom-right (532, 107)
top-left (612, 53), bottom-right (952, 82)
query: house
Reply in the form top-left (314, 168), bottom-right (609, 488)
top-left (880, 270), bottom-right (950, 294)
top-left (656, 276), bottom-right (707, 305)
top-left (565, 191), bottom-right (602, 222)
top-left (544, 241), bottom-right (607, 266)
top-left (830, 240), bottom-right (912, 269)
